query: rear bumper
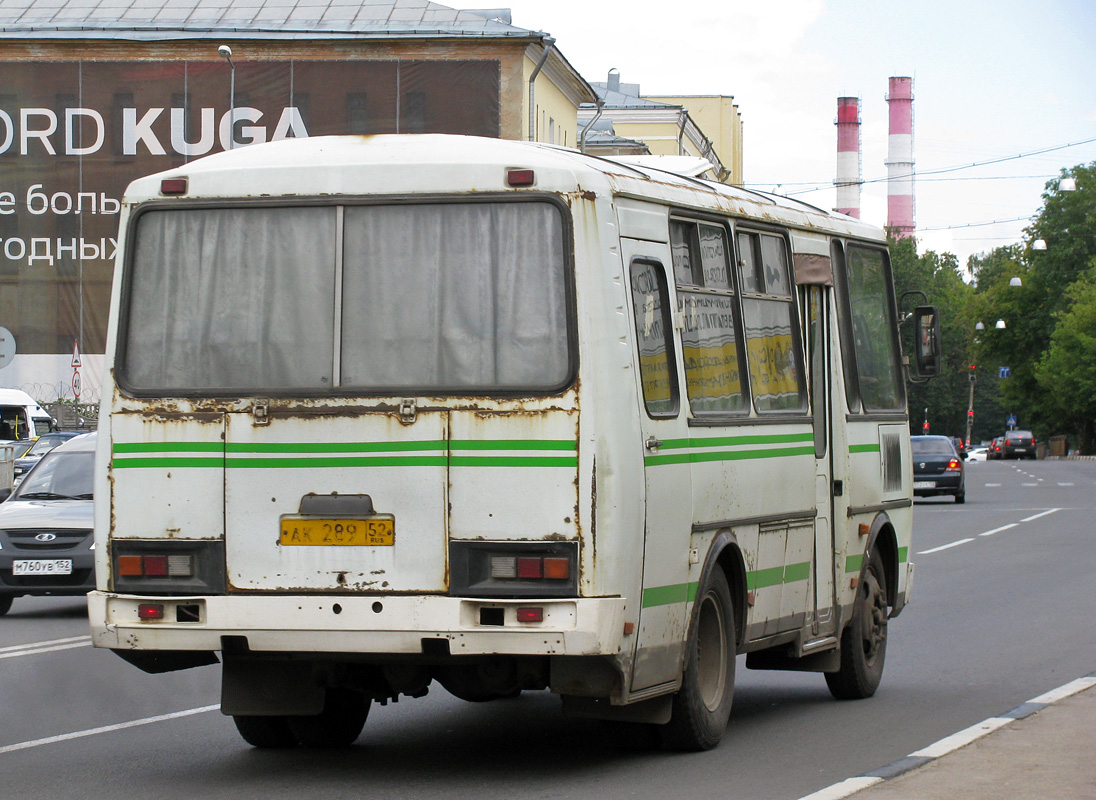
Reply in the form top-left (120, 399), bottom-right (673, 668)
top-left (88, 591), bottom-right (627, 658)
top-left (912, 474), bottom-right (963, 496)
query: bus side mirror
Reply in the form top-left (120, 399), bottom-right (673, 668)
top-left (914, 305), bottom-right (942, 378)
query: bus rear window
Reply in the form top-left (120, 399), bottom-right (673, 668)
top-left (121, 201), bottom-right (572, 394)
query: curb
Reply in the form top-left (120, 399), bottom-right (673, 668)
top-left (798, 673), bottom-right (1096, 800)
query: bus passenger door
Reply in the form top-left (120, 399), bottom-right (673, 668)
top-left (623, 244), bottom-right (693, 692)
top-left (807, 285), bottom-right (837, 637)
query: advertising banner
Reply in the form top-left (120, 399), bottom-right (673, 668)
top-left (0, 59), bottom-right (501, 357)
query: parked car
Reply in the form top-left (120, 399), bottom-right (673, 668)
top-left (966, 446), bottom-right (989, 462)
top-left (0, 432), bottom-right (95, 616)
top-left (911, 434), bottom-right (965, 503)
top-left (1001, 430), bottom-right (1036, 460)
top-left (11, 431), bottom-right (84, 486)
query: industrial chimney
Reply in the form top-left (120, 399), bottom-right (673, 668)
top-left (885, 76), bottom-right (915, 237)
top-left (835, 97), bottom-right (861, 219)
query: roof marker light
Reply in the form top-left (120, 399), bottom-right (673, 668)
top-left (507, 169), bottom-right (535, 187)
top-left (160, 178), bottom-right (188, 195)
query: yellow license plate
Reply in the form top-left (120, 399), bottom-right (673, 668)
top-left (279, 517), bottom-right (394, 546)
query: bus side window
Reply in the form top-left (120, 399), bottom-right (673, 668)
top-left (629, 259), bottom-right (679, 418)
top-left (737, 231), bottom-right (807, 413)
top-left (671, 219), bottom-right (747, 417)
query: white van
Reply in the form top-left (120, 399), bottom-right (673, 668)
top-left (0, 388), bottom-right (53, 441)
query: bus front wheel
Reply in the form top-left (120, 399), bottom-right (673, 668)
top-left (826, 548), bottom-right (888, 700)
top-left (660, 568), bottom-right (736, 751)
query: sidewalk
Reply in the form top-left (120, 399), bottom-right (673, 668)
top-left (806, 676), bottom-right (1096, 800)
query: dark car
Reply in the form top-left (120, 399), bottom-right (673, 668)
top-left (0, 432), bottom-right (95, 616)
top-left (1001, 430), bottom-right (1036, 460)
top-left (988, 437), bottom-right (1005, 460)
top-left (11, 430), bottom-right (84, 486)
top-left (911, 435), bottom-right (965, 503)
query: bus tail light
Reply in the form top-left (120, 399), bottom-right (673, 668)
top-left (451, 542), bottom-right (578, 598)
top-left (112, 540), bottom-right (226, 596)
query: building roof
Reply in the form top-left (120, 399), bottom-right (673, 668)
top-left (0, 0), bottom-right (544, 40)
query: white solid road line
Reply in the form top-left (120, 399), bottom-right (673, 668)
top-left (0, 705), bottom-right (220, 756)
top-left (908, 717), bottom-right (1013, 758)
top-left (1021, 508), bottom-right (1061, 522)
top-left (798, 673), bottom-right (1096, 800)
top-left (0, 635), bottom-right (92, 660)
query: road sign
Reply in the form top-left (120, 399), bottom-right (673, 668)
top-left (71, 339), bottom-right (82, 368)
top-left (0, 326), bottom-right (14, 369)
top-left (72, 370), bottom-right (82, 400)
top-left (1007, 414), bottom-right (1018, 428)
top-left (999, 366), bottom-right (1010, 378)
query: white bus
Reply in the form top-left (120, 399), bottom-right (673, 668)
top-left (89, 135), bottom-right (940, 751)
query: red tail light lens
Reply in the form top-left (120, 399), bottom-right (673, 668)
top-left (516, 607), bottom-right (544, 623)
top-left (137, 603), bottom-right (164, 620)
top-left (516, 557), bottom-right (543, 579)
top-left (947, 459), bottom-right (960, 470)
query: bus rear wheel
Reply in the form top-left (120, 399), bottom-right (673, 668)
top-left (660, 568), bottom-right (736, 751)
top-left (232, 714), bottom-right (297, 748)
top-left (287, 688), bottom-right (369, 747)
top-left (826, 548), bottom-right (888, 700)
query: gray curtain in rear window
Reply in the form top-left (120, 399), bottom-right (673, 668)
top-left (124, 207), bottom-right (337, 391)
top-left (123, 202), bottom-right (569, 393)
top-left (340, 203), bottom-right (569, 390)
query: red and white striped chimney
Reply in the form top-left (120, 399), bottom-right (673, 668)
top-left (885, 76), bottom-right (915, 237)
top-left (835, 97), bottom-right (861, 219)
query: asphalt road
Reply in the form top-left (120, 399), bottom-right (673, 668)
top-left (2, 458), bottom-right (1093, 800)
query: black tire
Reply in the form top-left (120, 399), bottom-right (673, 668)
top-left (0, 595), bottom-right (12, 616)
top-left (660, 568), bottom-right (736, 751)
top-left (826, 548), bottom-right (888, 700)
top-left (232, 715), bottom-right (297, 748)
top-left (287, 688), bottom-right (369, 748)
top-left (955, 491), bottom-right (966, 504)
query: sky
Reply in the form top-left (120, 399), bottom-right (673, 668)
top-left (456, 0), bottom-right (1096, 273)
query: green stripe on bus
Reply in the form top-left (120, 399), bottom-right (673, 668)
top-left (642, 561), bottom-right (815, 608)
top-left (113, 457), bottom-right (225, 469)
top-left (656, 432), bottom-right (812, 451)
top-left (899, 546), bottom-right (909, 563)
top-left (849, 443), bottom-right (881, 453)
top-left (643, 583), bottom-right (691, 607)
top-left (645, 445), bottom-right (815, 466)
top-left (845, 554), bottom-right (864, 573)
top-left (747, 566), bottom-right (786, 590)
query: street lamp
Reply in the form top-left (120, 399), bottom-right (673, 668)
top-left (218, 45), bottom-right (235, 150)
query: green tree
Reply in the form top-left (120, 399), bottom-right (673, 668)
top-left (1035, 266), bottom-right (1096, 452)
top-left (967, 165), bottom-right (1096, 448)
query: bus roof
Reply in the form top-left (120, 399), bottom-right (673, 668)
top-left (125, 134), bottom-right (885, 243)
